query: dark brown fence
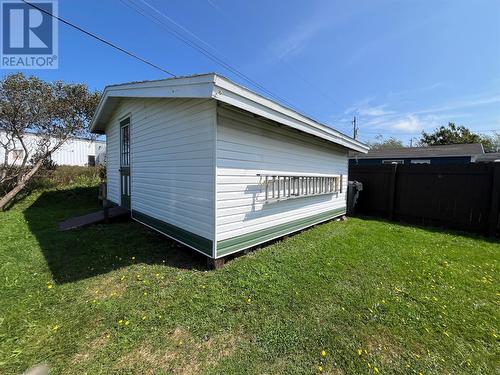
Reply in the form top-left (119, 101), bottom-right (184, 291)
top-left (349, 163), bottom-right (500, 237)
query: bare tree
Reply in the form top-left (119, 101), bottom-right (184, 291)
top-left (0, 73), bottom-right (100, 210)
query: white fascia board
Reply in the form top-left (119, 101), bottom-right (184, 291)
top-left (90, 73), bottom-right (369, 153)
top-left (211, 75), bottom-right (368, 153)
top-left (90, 74), bottom-right (216, 133)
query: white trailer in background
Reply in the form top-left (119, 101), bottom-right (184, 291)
top-left (90, 73), bottom-right (368, 264)
top-left (0, 131), bottom-right (106, 167)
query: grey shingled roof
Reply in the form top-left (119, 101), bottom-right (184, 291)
top-left (472, 152), bottom-right (500, 162)
top-left (349, 143), bottom-right (484, 159)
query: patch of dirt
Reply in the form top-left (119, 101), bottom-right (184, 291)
top-left (86, 277), bottom-right (127, 300)
top-left (117, 327), bottom-right (244, 374)
top-left (365, 330), bottom-right (402, 365)
top-left (71, 334), bottom-right (110, 364)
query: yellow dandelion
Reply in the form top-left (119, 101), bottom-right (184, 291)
top-left (125, 320), bottom-right (130, 326)
top-left (118, 320), bottom-right (123, 325)
top-left (47, 284), bottom-right (53, 289)
top-left (321, 350), bottom-right (327, 357)
top-left (246, 298), bottom-right (251, 303)
top-left (144, 292), bottom-right (148, 296)
top-left (318, 365), bottom-right (324, 373)
top-left (357, 348), bottom-right (363, 356)
top-left (374, 367), bottom-right (379, 373)
top-left (52, 325), bottom-right (60, 331)
top-left (155, 273), bottom-right (160, 277)
top-left (142, 316), bottom-right (147, 320)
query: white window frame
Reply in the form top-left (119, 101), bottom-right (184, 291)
top-left (410, 159), bottom-right (430, 164)
top-left (382, 159), bottom-right (404, 164)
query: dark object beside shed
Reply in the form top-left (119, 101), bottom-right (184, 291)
top-left (347, 181), bottom-right (363, 216)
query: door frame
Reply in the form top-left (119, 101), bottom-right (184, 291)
top-left (119, 116), bottom-right (131, 209)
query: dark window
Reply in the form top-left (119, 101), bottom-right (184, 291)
top-left (88, 155), bottom-right (96, 166)
top-left (120, 118), bottom-right (130, 166)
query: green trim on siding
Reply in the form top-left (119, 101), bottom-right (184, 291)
top-left (132, 210), bottom-right (213, 257)
top-left (216, 207), bottom-right (346, 257)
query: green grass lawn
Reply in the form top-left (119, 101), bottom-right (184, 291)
top-left (0, 183), bottom-right (498, 374)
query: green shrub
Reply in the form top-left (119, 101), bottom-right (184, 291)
top-left (46, 165), bottom-right (103, 187)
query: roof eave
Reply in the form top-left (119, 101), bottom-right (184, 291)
top-left (211, 75), bottom-right (368, 153)
top-left (90, 73), bottom-right (369, 153)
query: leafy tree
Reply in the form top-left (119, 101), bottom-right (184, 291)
top-left (0, 73), bottom-right (100, 210)
top-left (366, 135), bottom-right (404, 150)
top-left (419, 123), bottom-right (495, 152)
top-left (488, 131), bottom-right (500, 152)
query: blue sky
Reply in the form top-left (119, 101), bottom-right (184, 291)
top-left (3, 0), bottom-right (500, 144)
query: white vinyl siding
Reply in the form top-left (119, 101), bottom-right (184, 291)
top-left (105, 97), bottom-right (216, 241)
top-left (0, 131), bottom-right (104, 167)
top-left (215, 106), bottom-right (348, 243)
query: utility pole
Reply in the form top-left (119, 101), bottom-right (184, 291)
top-left (352, 116), bottom-right (358, 140)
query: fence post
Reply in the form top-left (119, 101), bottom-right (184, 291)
top-left (488, 163), bottom-right (500, 237)
top-left (388, 164), bottom-right (398, 220)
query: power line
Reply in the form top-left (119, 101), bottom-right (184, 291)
top-left (119, 0), bottom-right (305, 112)
top-left (277, 57), bottom-right (349, 113)
top-left (196, 1), bottom-right (355, 118)
top-left (21, 0), bottom-right (176, 76)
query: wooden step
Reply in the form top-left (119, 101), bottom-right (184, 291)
top-left (58, 207), bottom-right (130, 231)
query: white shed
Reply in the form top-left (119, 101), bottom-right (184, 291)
top-left (90, 73), bottom-right (368, 264)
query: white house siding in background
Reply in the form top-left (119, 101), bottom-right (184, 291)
top-left (0, 131), bottom-right (105, 167)
top-left (105, 97), bottom-right (215, 253)
top-left (51, 137), bottom-right (105, 166)
top-left (215, 106), bottom-right (348, 257)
